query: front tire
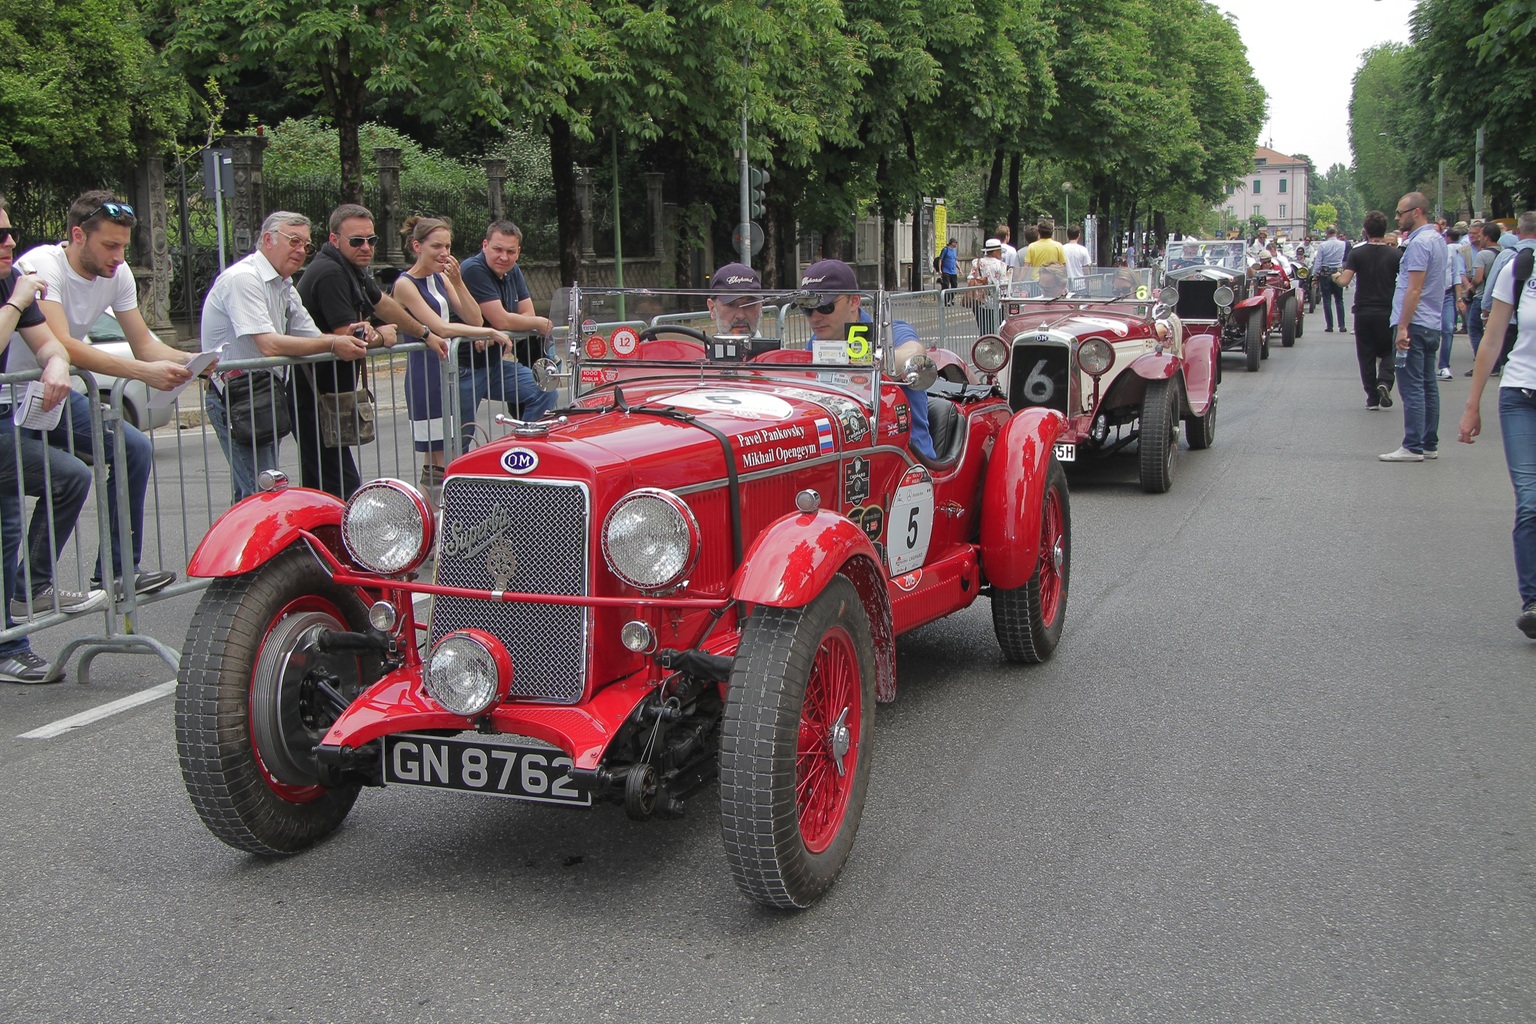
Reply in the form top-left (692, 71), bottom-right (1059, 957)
top-left (1138, 378), bottom-right (1177, 493)
top-left (721, 575), bottom-right (876, 908)
top-left (1281, 295), bottom-right (1298, 347)
top-left (176, 545), bottom-right (374, 855)
top-left (1245, 313), bottom-right (1262, 371)
top-left (991, 458), bottom-right (1070, 663)
top-left (1185, 388), bottom-right (1216, 450)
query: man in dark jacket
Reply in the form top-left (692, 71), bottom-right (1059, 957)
top-left (296, 204), bottom-right (438, 498)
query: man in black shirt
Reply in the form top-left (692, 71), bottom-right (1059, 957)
top-left (295, 203), bottom-right (440, 498)
top-left (1336, 210), bottom-right (1404, 410)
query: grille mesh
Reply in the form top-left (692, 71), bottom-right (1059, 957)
top-left (430, 476), bottom-right (588, 703)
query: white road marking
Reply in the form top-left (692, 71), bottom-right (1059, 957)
top-left (19, 680), bottom-right (177, 740)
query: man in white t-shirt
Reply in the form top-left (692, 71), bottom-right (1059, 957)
top-left (1063, 225), bottom-right (1092, 288)
top-left (12, 190), bottom-right (196, 602)
top-left (1458, 210), bottom-right (1536, 638)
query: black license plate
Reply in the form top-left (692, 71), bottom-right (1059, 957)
top-left (383, 734), bottom-right (591, 806)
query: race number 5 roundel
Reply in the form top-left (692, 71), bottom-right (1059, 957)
top-left (887, 465), bottom-right (934, 575)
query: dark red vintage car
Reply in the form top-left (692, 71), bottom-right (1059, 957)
top-left (175, 287), bottom-right (1071, 909)
top-left (995, 270), bottom-right (1218, 493)
top-left (1163, 239), bottom-right (1304, 372)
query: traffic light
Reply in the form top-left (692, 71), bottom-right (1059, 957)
top-left (748, 167), bottom-right (770, 219)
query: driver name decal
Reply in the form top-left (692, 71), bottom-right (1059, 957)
top-left (735, 423), bottom-right (818, 468)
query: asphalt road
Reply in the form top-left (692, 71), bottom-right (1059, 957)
top-left (1, 312), bottom-right (1533, 1023)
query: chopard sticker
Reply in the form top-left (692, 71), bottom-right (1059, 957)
top-left (847, 504), bottom-right (885, 543)
top-left (843, 456), bottom-right (870, 506)
top-left (584, 335), bottom-right (608, 359)
top-left (611, 326), bottom-right (639, 356)
top-left (823, 395), bottom-right (869, 443)
top-left (500, 447), bottom-right (539, 475)
top-left (894, 403), bottom-right (910, 433)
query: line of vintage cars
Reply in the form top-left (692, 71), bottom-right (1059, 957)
top-left (175, 252), bottom-right (1300, 909)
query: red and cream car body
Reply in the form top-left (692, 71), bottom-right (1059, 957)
top-left (176, 287), bottom-right (1072, 910)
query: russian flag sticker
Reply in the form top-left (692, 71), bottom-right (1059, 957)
top-left (816, 417), bottom-right (835, 452)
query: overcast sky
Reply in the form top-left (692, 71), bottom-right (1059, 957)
top-left (1207, 0), bottom-right (1418, 171)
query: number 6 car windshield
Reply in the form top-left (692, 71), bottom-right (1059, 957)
top-left (556, 287), bottom-right (891, 414)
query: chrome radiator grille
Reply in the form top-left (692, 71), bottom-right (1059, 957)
top-left (430, 476), bottom-right (589, 703)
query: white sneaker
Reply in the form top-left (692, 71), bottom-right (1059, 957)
top-left (1423, 449), bottom-right (1439, 459)
top-left (1437, 367), bottom-right (1453, 380)
top-left (1379, 447), bottom-right (1424, 462)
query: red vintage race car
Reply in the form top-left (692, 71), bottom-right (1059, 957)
top-left (1163, 239), bottom-right (1304, 372)
top-left (175, 286), bottom-right (1071, 909)
top-left (994, 269), bottom-right (1217, 492)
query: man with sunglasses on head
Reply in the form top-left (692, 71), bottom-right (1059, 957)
top-left (202, 212), bottom-right (370, 501)
top-left (9, 190), bottom-right (191, 604)
top-left (295, 203), bottom-right (444, 499)
top-left (797, 259), bottom-right (934, 460)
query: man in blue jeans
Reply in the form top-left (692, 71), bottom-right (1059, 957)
top-left (1458, 210), bottom-right (1536, 637)
top-left (1381, 193), bottom-right (1449, 463)
top-left (456, 221), bottom-right (557, 448)
top-left (0, 195), bottom-right (79, 682)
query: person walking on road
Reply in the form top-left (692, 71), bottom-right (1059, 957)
top-left (1312, 225), bottom-right (1347, 332)
top-left (1380, 193), bottom-right (1448, 463)
top-left (1457, 209), bottom-right (1536, 637)
top-left (1335, 211), bottom-right (1401, 411)
top-left (939, 239), bottom-right (959, 294)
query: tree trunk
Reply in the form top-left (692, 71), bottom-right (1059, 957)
top-left (984, 148), bottom-right (1004, 227)
top-left (317, 42), bottom-right (366, 206)
top-left (1008, 153), bottom-right (1022, 241)
top-left (549, 117), bottom-right (581, 287)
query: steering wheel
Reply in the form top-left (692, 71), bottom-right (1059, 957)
top-left (638, 325), bottom-right (710, 344)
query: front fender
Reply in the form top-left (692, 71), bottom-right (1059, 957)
top-left (732, 509), bottom-right (896, 701)
top-left (1128, 351), bottom-right (1179, 382)
top-left (187, 488), bottom-right (347, 578)
top-left (1182, 331), bottom-right (1218, 412)
top-left (981, 408), bottom-right (1066, 590)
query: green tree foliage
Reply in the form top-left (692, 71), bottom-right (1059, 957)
top-left (151, 0), bottom-right (551, 202)
top-left (1309, 202), bottom-right (1338, 235)
top-left (0, 0), bottom-right (190, 184)
top-left (1348, 43), bottom-right (1416, 214)
top-left (1314, 163), bottom-right (1364, 237)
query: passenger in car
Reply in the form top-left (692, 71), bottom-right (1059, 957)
top-left (796, 259), bottom-right (934, 460)
top-left (706, 262), bottom-right (765, 338)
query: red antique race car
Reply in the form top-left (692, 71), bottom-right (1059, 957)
top-left (175, 286), bottom-right (1071, 909)
top-left (994, 270), bottom-right (1217, 492)
top-left (1163, 239), bottom-right (1304, 372)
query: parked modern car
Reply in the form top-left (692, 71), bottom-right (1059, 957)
top-left (175, 285), bottom-right (1073, 909)
top-left (83, 312), bottom-right (175, 430)
top-left (995, 269), bottom-right (1217, 493)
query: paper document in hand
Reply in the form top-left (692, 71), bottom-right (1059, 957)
top-left (148, 348), bottom-right (223, 409)
top-left (13, 381), bottom-right (65, 430)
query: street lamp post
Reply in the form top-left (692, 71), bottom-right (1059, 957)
top-left (1063, 181), bottom-right (1072, 231)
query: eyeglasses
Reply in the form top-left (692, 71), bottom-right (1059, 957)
top-left (1395, 206), bottom-right (1416, 216)
top-left (275, 229), bottom-right (316, 254)
top-left (345, 234), bottom-right (379, 248)
top-left (0, 227), bottom-right (17, 244)
top-left (89, 201), bottom-right (135, 222)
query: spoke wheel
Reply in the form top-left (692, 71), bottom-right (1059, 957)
top-left (177, 546), bottom-right (374, 855)
top-left (991, 458), bottom-right (1071, 663)
top-left (721, 576), bottom-right (875, 908)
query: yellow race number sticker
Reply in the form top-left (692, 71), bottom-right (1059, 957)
top-left (845, 322), bottom-right (872, 363)
top-left (1135, 285), bottom-right (1150, 300)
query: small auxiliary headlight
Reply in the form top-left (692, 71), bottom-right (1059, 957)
top-left (1078, 337), bottom-right (1115, 377)
top-left (368, 601), bottom-right (398, 631)
top-left (972, 334), bottom-right (1010, 374)
top-left (342, 479), bottom-right (434, 575)
top-left (621, 621), bottom-right (656, 653)
top-left (425, 629), bottom-right (512, 717)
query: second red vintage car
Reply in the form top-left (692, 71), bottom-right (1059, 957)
top-left (175, 285), bottom-right (1071, 910)
top-left (995, 270), bottom-right (1217, 493)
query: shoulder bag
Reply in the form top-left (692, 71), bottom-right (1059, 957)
top-left (224, 369), bottom-right (292, 448)
top-left (311, 359), bottom-right (377, 448)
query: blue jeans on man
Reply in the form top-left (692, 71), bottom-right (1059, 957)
top-left (0, 426), bottom-right (87, 661)
top-left (206, 386), bottom-right (280, 504)
top-left (1320, 273), bottom-right (1346, 331)
top-left (1439, 290), bottom-right (1456, 372)
top-left (455, 353), bottom-right (557, 449)
top-left (41, 390), bottom-right (152, 583)
top-left (1400, 323), bottom-right (1441, 454)
top-left (1498, 387), bottom-right (1536, 607)
top-left (1468, 292), bottom-right (1485, 356)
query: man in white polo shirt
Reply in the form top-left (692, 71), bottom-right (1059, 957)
top-left (12, 190), bottom-right (192, 601)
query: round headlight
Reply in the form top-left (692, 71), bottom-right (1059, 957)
top-left (1213, 285), bottom-right (1235, 309)
top-left (342, 479), bottom-right (434, 575)
top-left (426, 629), bottom-right (511, 717)
top-left (972, 334), bottom-right (1010, 374)
top-left (602, 488), bottom-right (699, 592)
top-left (1078, 337), bottom-right (1115, 376)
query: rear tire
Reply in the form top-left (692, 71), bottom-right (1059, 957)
top-left (721, 575), bottom-right (876, 908)
top-left (1245, 314), bottom-right (1262, 371)
top-left (176, 546), bottom-right (373, 856)
top-left (991, 459), bottom-right (1070, 663)
top-left (1281, 295), bottom-right (1298, 347)
top-left (1138, 378), bottom-right (1177, 493)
